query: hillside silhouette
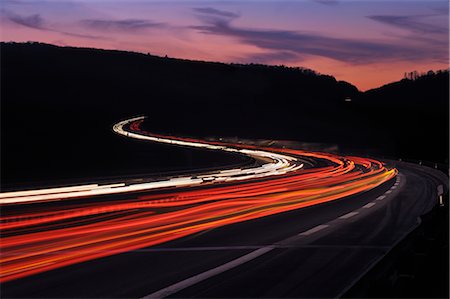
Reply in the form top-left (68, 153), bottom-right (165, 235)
top-left (1, 42), bottom-right (448, 188)
top-left (356, 70), bottom-right (448, 164)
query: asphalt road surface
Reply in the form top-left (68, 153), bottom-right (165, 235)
top-left (1, 117), bottom-right (447, 298)
top-left (2, 163), bottom-right (446, 298)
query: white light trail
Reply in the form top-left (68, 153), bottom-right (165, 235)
top-left (0, 116), bottom-right (303, 205)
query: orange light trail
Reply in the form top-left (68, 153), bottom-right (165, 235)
top-left (0, 118), bottom-right (396, 283)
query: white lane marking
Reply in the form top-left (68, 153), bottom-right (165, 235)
top-left (339, 212), bottom-right (359, 219)
top-left (142, 246), bottom-right (274, 299)
top-left (385, 190), bottom-right (392, 194)
top-left (391, 186), bottom-right (397, 189)
top-left (142, 175), bottom-right (402, 298)
top-left (298, 224), bottom-right (329, 236)
top-left (362, 202), bottom-right (376, 209)
top-left (144, 223), bottom-right (331, 298)
top-left (376, 195), bottom-right (386, 201)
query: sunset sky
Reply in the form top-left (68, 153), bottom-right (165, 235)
top-left (1, 0), bottom-right (448, 90)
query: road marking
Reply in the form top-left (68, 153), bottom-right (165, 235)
top-left (144, 223), bottom-right (329, 298)
top-left (136, 246), bottom-right (266, 252)
top-left (339, 212), bottom-right (359, 219)
top-left (362, 202), bottom-right (376, 209)
top-left (143, 247), bottom-right (274, 298)
top-left (142, 175), bottom-right (402, 298)
top-left (391, 186), bottom-right (397, 189)
top-left (376, 195), bottom-right (386, 201)
top-left (298, 224), bottom-right (329, 236)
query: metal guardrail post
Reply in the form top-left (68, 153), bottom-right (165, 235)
top-left (437, 185), bottom-right (444, 207)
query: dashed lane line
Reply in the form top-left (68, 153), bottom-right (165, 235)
top-left (339, 212), bottom-right (359, 219)
top-left (298, 224), bottom-right (329, 236)
top-left (142, 175), bottom-right (401, 298)
top-left (362, 202), bottom-right (376, 209)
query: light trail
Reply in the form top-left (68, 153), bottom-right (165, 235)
top-left (0, 117), bottom-right (300, 205)
top-left (0, 117), bottom-right (397, 283)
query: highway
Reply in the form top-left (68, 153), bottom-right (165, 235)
top-left (0, 117), bottom-right (447, 298)
top-left (0, 117), bottom-right (301, 204)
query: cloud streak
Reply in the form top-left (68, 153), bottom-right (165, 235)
top-left (5, 11), bottom-right (46, 29)
top-left (367, 14), bottom-right (448, 35)
top-left (193, 7), bottom-right (239, 19)
top-left (3, 10), bottom-right (106, 40)
top-left (312, 0), bottom-right (339, 6)
top-left (192, 8), bottom-right (445, 64)
top-left (81, 19), bottom-right (165, 32)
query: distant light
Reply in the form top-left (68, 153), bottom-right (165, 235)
top-left (344, 98), bottom-right (352, 102)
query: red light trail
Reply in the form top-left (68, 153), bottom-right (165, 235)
top-left (0, 117), bottom-right (396, 283)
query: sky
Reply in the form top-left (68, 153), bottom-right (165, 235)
top-left (1, 0), bottom-right (448, 90)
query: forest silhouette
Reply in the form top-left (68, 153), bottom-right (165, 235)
top-left (1, 42), bottom-right (448, 188)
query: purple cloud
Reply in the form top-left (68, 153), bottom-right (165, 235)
top-left (313, 0), bottom-right (339, 6)
top-left (3, 10), bottom-right (105, 40)
top-left (432, 6), bottom-right (449, 15)
top-left (5, 11), bottom-right (46, 29)
top-left (81, 19), bottom-right (165, 32)
top-left (61, 31), bottom-right (105, 40)
top-left (367, 14), bottom-right (448, 35)
top-left (191, 9), bottom-right (445, 64)
top-left (193, 7), bottom-right (239, 19)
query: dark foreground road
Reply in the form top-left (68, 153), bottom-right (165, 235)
top-left (1, 161), bottom-right (447, 298)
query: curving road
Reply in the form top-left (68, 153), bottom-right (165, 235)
top-left (0, 117), bottom-right (446, 298)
